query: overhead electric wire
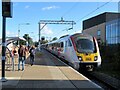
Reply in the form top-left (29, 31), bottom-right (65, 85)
top-left (54, 25), bottom-right (72, 36)
top-left (76, 0), bottom-right (113, 24)
top-left (57, 0), bottom-right (112, 36)
top-left (58, 2), bottom-right (79, 35)
top-left (61, 2), bottom-right (79, 18)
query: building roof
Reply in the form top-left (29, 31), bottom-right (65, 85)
top-left (83, 12), bottom-right (120, 30)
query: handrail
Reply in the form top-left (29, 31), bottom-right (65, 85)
top-left (6, 47), bottom-right (14, 71)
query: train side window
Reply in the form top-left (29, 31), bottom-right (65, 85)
top-left (65, 41), bottom-right (67, 47)
top-left (58, 43), bottom-right (60, 47)
top-left (61, 42), bottom-right (64, 48)
top-left (68, 39), bottom-right (72, 47)
top-left (60, 42), bottom-right (64, 52)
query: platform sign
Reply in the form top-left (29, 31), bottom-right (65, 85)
top-left (2, 0), bottom-right (13, 18)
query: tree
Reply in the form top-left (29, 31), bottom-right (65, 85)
top-left (41, 36), bottom-right (45, 41)
top-left (41, 40), bottom-right (48, 44)
top-left (23, 34), bottom-right (33, 46)
top-left (23, 34), bottom-right (29, 40)
top-left (52, 37), bottom-right (57, 41)
top-left (34, 41), bottom-right (39, 47)
top-left (19, 40), bottom-right (26, 45)
top-left (28, 37), bottom-right (33, 45)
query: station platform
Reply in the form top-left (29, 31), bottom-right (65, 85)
top-left (0, 49), bottom-right (103, 90)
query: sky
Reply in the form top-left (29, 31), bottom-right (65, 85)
top-left (0, 0), bottom-right (119, 42)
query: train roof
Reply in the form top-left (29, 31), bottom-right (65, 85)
top-left (71, 33), bottom-right (92, 38)
top-left (59, 33), bottom-right (92, 38)
top-left (46, 33), bottom-right (93, 45)
top-left (59, 35), bottom-right (69, 39)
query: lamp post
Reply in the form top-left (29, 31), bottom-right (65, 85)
top-left (18, 23), bottom-right (30, 46)
top-left (1, 0), bottom-right (12, 82)
top-left (38, 23), bottom-right (41, 51)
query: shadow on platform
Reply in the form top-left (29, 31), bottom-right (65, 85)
top-left (2, 79), bottom-right (101, 90)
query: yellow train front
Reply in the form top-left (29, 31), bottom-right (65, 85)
top-left (71, 33), bottom-right (101, 71)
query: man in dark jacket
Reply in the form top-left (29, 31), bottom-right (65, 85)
top-left (18, 45), bottom-right (26, 71)
top-left (29, 46), bottom-right (35, 66)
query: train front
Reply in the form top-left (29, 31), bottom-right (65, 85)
top-left (71, 33), bottom-right (101, 71)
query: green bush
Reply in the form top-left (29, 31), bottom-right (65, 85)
top-left (99, 44), bottom-right (120, 71)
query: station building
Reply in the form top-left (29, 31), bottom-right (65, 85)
top-left (83, 12), bottom-right (120, 45)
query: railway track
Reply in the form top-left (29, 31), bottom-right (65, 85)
top-left (79, 70), bottom-right (118, 90)
top-left (45, 49), bottom-right (119, 90)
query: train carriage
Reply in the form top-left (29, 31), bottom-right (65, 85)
top-left (45, 33), bottom-right (101, 71)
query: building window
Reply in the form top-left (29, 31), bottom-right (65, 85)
top-left (97, 30), bottom-right (101, 36)
top-left (106, 19), bottom-right (119, 44)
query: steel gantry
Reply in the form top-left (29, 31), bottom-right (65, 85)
top-left (38, 18), bottom-right (76, 51)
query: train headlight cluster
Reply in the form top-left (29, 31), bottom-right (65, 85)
top-left (94, 56), bottom-right (98, 61)
top-left (78, 56), bottom-right (82, 61)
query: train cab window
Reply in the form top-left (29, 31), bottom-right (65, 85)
top-left (68, 39), bottom-right (72, 47)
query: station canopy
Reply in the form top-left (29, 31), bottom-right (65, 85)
top-left (0, 37), bottom-right (26, 46)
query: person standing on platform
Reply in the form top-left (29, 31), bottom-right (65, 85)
top-left (12, 47), bottom-right (18, 64)
top-left (29, 46), bottom-right (35, 66)
top-left (25, 46), bottom-right (29, 58)
top-left (18, 45), bottom-right (26, 71)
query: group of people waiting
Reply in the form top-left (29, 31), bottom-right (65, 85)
top-left (12, 45), bottom-right (35, 71)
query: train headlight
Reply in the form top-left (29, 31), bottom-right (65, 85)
top-left (78, 56), bottom-right (82, 61)
top-left (94, 56), bottom-right (98, 61)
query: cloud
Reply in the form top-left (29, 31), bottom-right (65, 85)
top-left (41, 24), bottom-right (53, 35)
top-left (42, 6), bottom-right (60, 11)
top-left (6, 31), bottom-right (18, 37)
top-left (25, 5), bottom-right (30, 9)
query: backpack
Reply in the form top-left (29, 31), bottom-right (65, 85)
top-left (18, 47), bottom-right (25, 56)
top-left (30, 49), bottom-right (35, 55)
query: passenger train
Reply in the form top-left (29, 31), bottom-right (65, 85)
top-left (43, 33), bottom-right (101, 71)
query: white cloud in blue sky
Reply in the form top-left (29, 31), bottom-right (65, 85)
top-left (41, 24), bottom-right (53, 35)
top-left (6, 31), bottom-right (18, 37)
top-left (25, 5), bottom-right (30, 9)
top-left (42, 6), bottom-right (60, 11)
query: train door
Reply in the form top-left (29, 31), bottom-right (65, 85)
top-left (65, 39), bottom-right (74, 63)
top-left (59, 42), bottom-right (65, 59)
